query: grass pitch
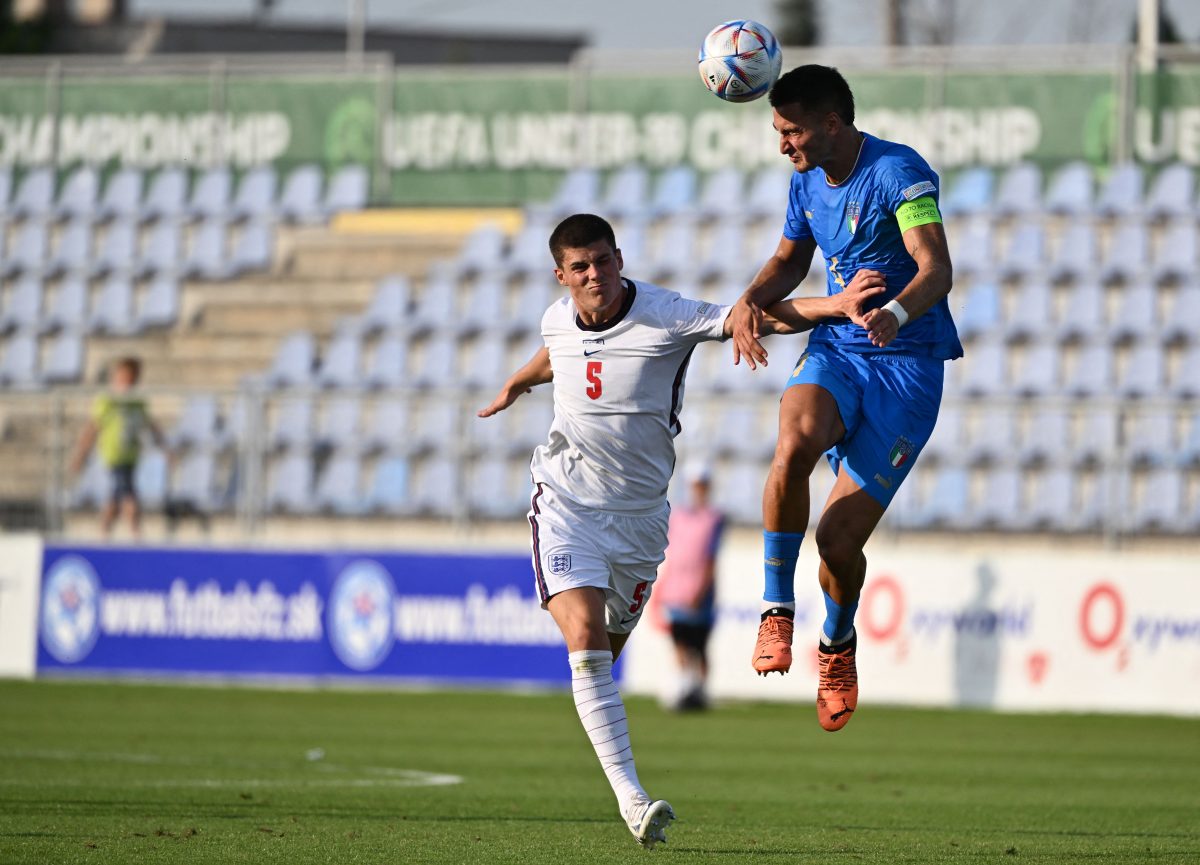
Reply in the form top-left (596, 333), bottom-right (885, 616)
top-left (0, 680), bottom-right (1197, 864)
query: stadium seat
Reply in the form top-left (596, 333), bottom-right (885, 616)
top-left (460, 333), bottom-right (510, 390)
top-left (695, 219), bottom-right (745, 282)
top-left (1126, 406), bottom-right (1175, 466)
top-left (746, 167), bottom-right (792, 219)
top-left (314, 449), bottom-right (364, 515)
top-left (998, 222), bottom-right (1045, 281)
top-left (229, 219), bottom-right (274, 275)
top-left (326, 164), bottom-right (367, 214)
top-left (974, 466), bottom-right (1026, 530)
top-left (499, 396), bottom-right (553, 456)
top-left (0, 274), bottom-right (43, 333)
top-left (946, 216), bottom-right (992, 278)
top-left (543, 168), bottom-right (600, 217)
top-left (1043, 161), bottom-right (1094, 216)
top-left (1018, 404), bottom-right (1071, 466)
top-left (1025, 467), bottom-right (1076, 531)
top-left (1169, 343), bottom-right (1200, 398)
top-left (96, 168), bottom-right (144, 221)
top-left (408, 399), bottom-right (459, 455)
top-left (410, 331), bottom-right (460, 390)
top-left (42, 273), bottom-right (90, 334)
top-left (0, 168), bottom-right (11, 212)
top-left (363, 331), bottom-right (410, 390)
top-left (502, 216), bottom-right (554, 275)
top-left (54, 166), bottom-right (100, 221)
top-left (648, 215), bottom-right (699, 281)
top-left (413, 271), bottom-right (463, 338)
top-left (40, 328), bottom-right (83, 384)
top-left (1094, 162), bottom-right (1143, 218)
top-left (361, 276), bottom-right (413, 335)
top-left (10, 167), bottom-right (54, 220)
top-left (1047, 221), bottom-right (1097, 283)
top-left (407, 455), bottom-right (461, 517)
top-left (921, 403), bottom-right (963, 464)
top-left (1004, 278), bottom-right (1054, 341)
top-left (3, 219), bottom-right (49, 277)
top-left (133, 448), bottom-right (169, 511)
top-left (366, 453), bottom-right (410, 514)
top-left (316, 395), bottom-right (362, 452)
top-left (648, 165), bottom-right (697, 218)
top-left (173, 449), bottom-right (218, 512)
top-left (316, 326), bottom-right (363, 389)
top-left (511, 273), bottom-right (555, 329)
top-left (264, 331), bottom-right (316, 389)
top-left (184, 218), bottom-right (231, 280)
top-left (452, 222), bottom-right (507, 278)
top-left (139, 219), bottom-right (184, 277)
top-left (1011, 340), bottom-right (1060, 397)
top-left (1152, 221), bottom-right (1197, 284)
top-left (1055, 280), bottom-right (1107, 343)
top-left (466, 455), bottom-right (528, 519)
top-left (169, 395), bottom-right (220, 449)
top-left (459, 272), bottom-right (510, 336)
top-left (89, 274), bottom-right (136, 335)
top-left (141, 167), bottom-right (188, 222)
top-left (958, 336), bottom-right (1008, 397)
top-left (1108, 283), bottom-right (1159, 343)
top-left (1116, 340), bottom-right (1165, 398)
top-left (362, 396), bottom-right (412, 454)
top-left (187, 167), bottom-right (233, 221)
top-left (268, 396), bottom-right (314, 451)
top-left (1144, 163), bottom-right (1194, 220)
top-left (94, 219), bottom-right (139, 275)
top-left (49, 217), bottom-right (94, 275)
top-left (136, 274), bottom-right (180, 329)
top-left (940, 167), bottom-right (993, 217)
top-left (955, 280), bottom-right (1001, 341)
top-left (696, 167), bottom-right (743, 219)
top-left (615, 219), bottom-right (650, 272)
top-left (914, 465), bottom-right (971, 529)
top-left (601, 165), bottom-right (649, 220)
top-left (965, 404), bottom-right (1018, 465)
top-left (266, 449), bottom-right (315, 514)
top-left (993, 162), bottom-right (1041, 217)
top-left (0, 330), bottom-right (39, 388)
top-left (1163, 283), bottom-right (1200, 343)
top-left (278, 164), bottom-right (324, 224)
top-left (1179, 408), bottom-right (1200, 465)
top-left (231, 166), bottom-right (278, 221)
top-left (1073, 404), bottom-right (1119, 466)
top-left (1062, 339), bottom-right (1114, 398)
top-left (1128, 467), bottom-right (1183, 533)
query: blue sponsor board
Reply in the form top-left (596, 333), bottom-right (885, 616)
top-left (36, 546), bottom-right (572, 685)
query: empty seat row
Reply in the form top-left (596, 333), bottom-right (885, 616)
top-left (0, 274), bottom-right (180, 336)
top-left (0, 164), bottom-right (368, 225)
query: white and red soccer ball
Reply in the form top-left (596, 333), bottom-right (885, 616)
top-left (698, 19), bottom-right (783, 104)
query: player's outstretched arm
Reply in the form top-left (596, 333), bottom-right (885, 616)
top-left (477, 345), bottom-right (553, 418)
top-left (730, 235), bottom-right (817, 369)
top-left (726, 276), bottom-right (886, 337)
top-left (861, 220), bottom-right (953, 348)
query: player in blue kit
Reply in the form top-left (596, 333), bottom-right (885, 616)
top-left (730, 65), bottom-right (963, 731)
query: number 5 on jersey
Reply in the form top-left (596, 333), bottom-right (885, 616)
top-left (586, 361), bottom-right (602, 400)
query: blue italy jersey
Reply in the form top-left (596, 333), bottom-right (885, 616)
top-left (783, 132), bottom-right (963, 360)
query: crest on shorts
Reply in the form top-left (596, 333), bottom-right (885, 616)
top-left (548, 553), bottom-right (573, 576)
top-left (889, 436), bottom-right (914, 468)
top-left (846, 201), bottom-right (861, 235)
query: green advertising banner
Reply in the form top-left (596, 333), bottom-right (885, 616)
top-left (0, 63), bottom-right (1195, 206)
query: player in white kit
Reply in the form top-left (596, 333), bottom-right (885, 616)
top-left (477, 214), bottom-right (883, 848)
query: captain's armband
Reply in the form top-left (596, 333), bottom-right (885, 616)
top-left (895, 196), bottom-right (942, 232)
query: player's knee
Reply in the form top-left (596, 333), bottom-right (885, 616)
top-left (814, 523), bottom-right (863, 573)
top-left (772, 432), bottom-right (823, 478)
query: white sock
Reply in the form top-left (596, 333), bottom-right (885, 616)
top-left (568, 649), bottom-right (648, 815)
top-left (762, 600), bottom-right (796, 613)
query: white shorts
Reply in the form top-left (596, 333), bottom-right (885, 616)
top-left (528, 482), bottom-right (670, 635)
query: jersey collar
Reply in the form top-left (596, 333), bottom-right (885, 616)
top-left (575, 278), bottom-right (637, 332)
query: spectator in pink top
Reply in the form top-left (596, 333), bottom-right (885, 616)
top-left (655, 463), bottom-right (725, 711)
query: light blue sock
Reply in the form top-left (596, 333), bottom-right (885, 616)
top-left (822, 591), bottom-right (859, 644)
top-left (762, 531), bottom-right (805, 604)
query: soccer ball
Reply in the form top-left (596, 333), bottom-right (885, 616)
top-left (697, 20), bottom-right (783, 103)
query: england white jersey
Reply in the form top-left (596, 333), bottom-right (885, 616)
top-left (530, 279), bottom-right (730, 513)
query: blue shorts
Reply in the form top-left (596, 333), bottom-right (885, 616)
top-left (785, 343), bottom-right (943, 507)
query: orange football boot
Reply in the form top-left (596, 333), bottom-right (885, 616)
top-left (752, 607), bottom-right (795, 675)
top-left (816, 631), bottom-right (858, 732)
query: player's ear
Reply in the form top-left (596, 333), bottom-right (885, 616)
top-left (553, 265), bottom-right (567, 287)
top-left (615, 248), bottom-right (624, 271)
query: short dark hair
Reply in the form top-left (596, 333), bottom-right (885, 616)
top-left (113, 356), bottom-right (141, 380)
top-left (769, 64), bottom-right (856, 125)
top-left (548, 213), bottom-right (617, 267)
